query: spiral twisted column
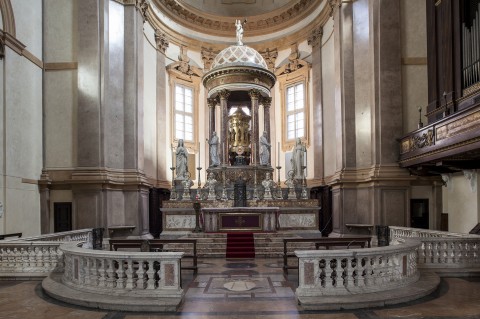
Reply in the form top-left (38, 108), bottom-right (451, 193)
top-left (218, 89), bottom-right (230, 164)
top-left (249, 89), bottom-right (261, 164)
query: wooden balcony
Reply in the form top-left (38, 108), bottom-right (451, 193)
top-left (399, 91), bottom-right (480, 174)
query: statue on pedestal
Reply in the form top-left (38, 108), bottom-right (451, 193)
top-left (262, 172), bottom-right (274, 200)
top-left (235, 19), bottom-right (246, 46)
top-left (259, 131), bottom-right (271, 166)
top-left (208, 132), bottom-right (220, 167)
top-left (176, 139), bottom-right (188, 180)
top-left (291, 138), bottom-right (306, 179)
top-left (204, 172), bottom-right (218, 200)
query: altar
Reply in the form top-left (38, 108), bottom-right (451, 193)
top-left (202, 207), bottom-right (278, 232)
top-left (160, 200), bottom-right (320, 234)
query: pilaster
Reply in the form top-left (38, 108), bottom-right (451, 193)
top-left (249, 89), bottom-right (261, 164)
top-left (218, 90), bottom-right (230, 164)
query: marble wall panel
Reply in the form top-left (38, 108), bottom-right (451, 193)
top-left (444, 173), bottom-right (480, 233)
top-left (77, 0), bottom-right (103, 167)
top-left (143, 24), bottom-right (158, 180)
top-left (382, 189), bottom-right (408, 227)
top-left (402, 65), bottom-right (428, 133)
top-left (44, 0), bottom-right (77, 62)
top-left (107, 190), bottom-right (125, 226)
top-left (5, 52), bottom-right (42, 179)
top-left (74, 191), bottom-right (102, 229)
top-left (5, 178), bottom-right (40, 237)
top-left (353, 0), bottom-right (372, 168)
top-left (11, 0), bottom-right (42, 59)
top-left (321, 18), bottom-right (336, 177)
top-left (400, 0), bottom-right (427, 58)
top-left (44, 71), bottom-right (77, 168)
top-left (104, 1), bottom-right (125, 169)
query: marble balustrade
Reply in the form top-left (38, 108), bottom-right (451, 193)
top-left (5, 229), bottom-right (93, 242)
top-left (0, 242), bottom-right (64, 277)
top-left (60, 242), bottom-right (184, 298)
top-left (295, 238), bottom-right (420, 297)
top-left (0, 230), bottom-right (94, 278)
top-left (390, 226), bottom-right (480, 269)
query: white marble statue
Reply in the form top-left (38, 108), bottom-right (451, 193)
top-left (235, 19), bottom-right (246, 45)
top-left (208, 131), bottom-right (221, 167)
top-left (204, 172), bottom-right (218, 200)
top-left (290, 138), bottom-right (306, 179)
top-left (262, 172), bottom-right (274, 200)
top-left (259, 131), bottom-right (271, 166)
top-left (176, 139), bottom-right (188, 180)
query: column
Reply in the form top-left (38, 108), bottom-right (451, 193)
top-left (262, 97), bottom-right (272, 140)
top-left (155, 29), bottom-right (169, 181)
top-left (249, 89), bottom-right (261, 164)
top-left (218, 90), bottom-right (230, 164)
top-left (207, 98), bottom-right (217, 140)
top-left (308, 26), bottom-right (324, 180)
top-left (262, 97), bottom-right (272, 163)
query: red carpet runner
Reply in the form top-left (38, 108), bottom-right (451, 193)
top-left (226, 233), bottom-right (255, 258)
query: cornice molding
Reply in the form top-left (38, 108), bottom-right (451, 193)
top-left (0, 30), bottom-right (43, 68)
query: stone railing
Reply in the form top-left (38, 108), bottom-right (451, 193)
top-left (5, 229), bottom-right (93, 242)
top-left (390, 226), bottom-right (480, 269)
top-left (60, 242), bottom-right (184, 298)
top-left (390, 226), bottom-right (474, 239)
top-left (0, 241), bottom-right (64, 278)
top-left (295, 238), bottom-right (420, 297)
top-left (0, 229), bottom-right (93, 278)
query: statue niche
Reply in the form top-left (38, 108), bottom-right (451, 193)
top-left (228, 107), bottom-right (251, 166)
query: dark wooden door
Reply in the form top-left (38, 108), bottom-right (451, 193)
top-left (54, 202), bottom-right (72, 232)
top-left (411, 199), bottom-right (429, 229)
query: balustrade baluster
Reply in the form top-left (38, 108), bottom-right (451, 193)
top-left (43, 247), bottom-right (51, 270)
top-left (146, 259), bottom-right (156, 290)
top-left (116, 259), bottom-right (126, 290)
top-left (324, 258), bottom-right (334, 288)
top-left (125, 260), bottom-right (135, 289)
top-left (106, 259), bottom-right (116, 288)
top-left (98, 258), bottom-right (106, 287)
top-left (79, 257), bottom-right (86, 285)
top-left (140, 261), bottom-right (148, 289)
top-left (84, 257), bottom-right (91, 286)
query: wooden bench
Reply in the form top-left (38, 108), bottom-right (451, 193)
top-left (0, 232), bottom-right (22, 240)
top-left (109, 239), bottom-right (198, 274)
top-left (283, 237), bottom-right (372, 274)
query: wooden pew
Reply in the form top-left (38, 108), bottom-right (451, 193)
top-left (109, 239), bottom-right (198, 274)
top-left (283, 237), bottom-right (372, 274)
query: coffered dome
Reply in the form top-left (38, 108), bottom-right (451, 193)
top-left (211, 45), bottom-right (268, 70)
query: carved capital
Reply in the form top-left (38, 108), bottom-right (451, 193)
top-left (207, 98), bottom-right (217, 108)
top-left (262, 97), bottom-right (272, 108)
top-left (154, 29), bottom-right (169, 53)
top-left (136, 0), bottom-right (149, 22)
top-left (259, 48), bottom-right (278, 72)
top-left (307, 27), bottom-right (323, 48)
top-left (328, 0), bottom-right (342, 17)
top-left (248, 89), bottom-right (261, 100)
top-left (218, 89), bottom-right (231, 100)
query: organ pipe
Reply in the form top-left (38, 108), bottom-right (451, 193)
top-left (463, 2), bottom-right (480, 89)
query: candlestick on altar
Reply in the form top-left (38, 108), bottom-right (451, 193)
top-left (276, 165), bottom-right (282, 199)
top-left (169, 167), bottom-right (177, 200)
top-left (221, 165), bottom-right (228, 201)
top-left (304, 145), bottom-right (307, 177)
top-left (196, 166), bottom-right (202, 200)
top-left (277, 141), bottom-right (280, 167)
top-left (301, 165), bottom-right (308, 199)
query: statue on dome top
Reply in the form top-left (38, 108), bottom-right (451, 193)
top-left (235, 19), bottom-right (247, 46)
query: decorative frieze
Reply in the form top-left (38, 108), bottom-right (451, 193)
top-left (401, 129), bottom-right (434, 154)
top-left (436, 109), bottom-right (480, 141)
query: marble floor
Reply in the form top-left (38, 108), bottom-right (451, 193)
top-left (0, 258), bottom-right (479, 319)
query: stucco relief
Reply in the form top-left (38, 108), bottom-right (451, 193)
top-left (165, 215), bottom-right (196, 229)
top-left (278, 213), bottom-right (316, 228)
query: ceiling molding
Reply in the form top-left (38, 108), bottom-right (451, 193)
top-left (147, 0), bottom-right (331, 52)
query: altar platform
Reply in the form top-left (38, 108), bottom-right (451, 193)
top-left (160, 199), bottom-right (320, 234)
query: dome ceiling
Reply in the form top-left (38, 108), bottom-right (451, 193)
top-left (178, 0), bottom-right (292, 17)
top-left (148, 0), bottom-right (330, 51)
